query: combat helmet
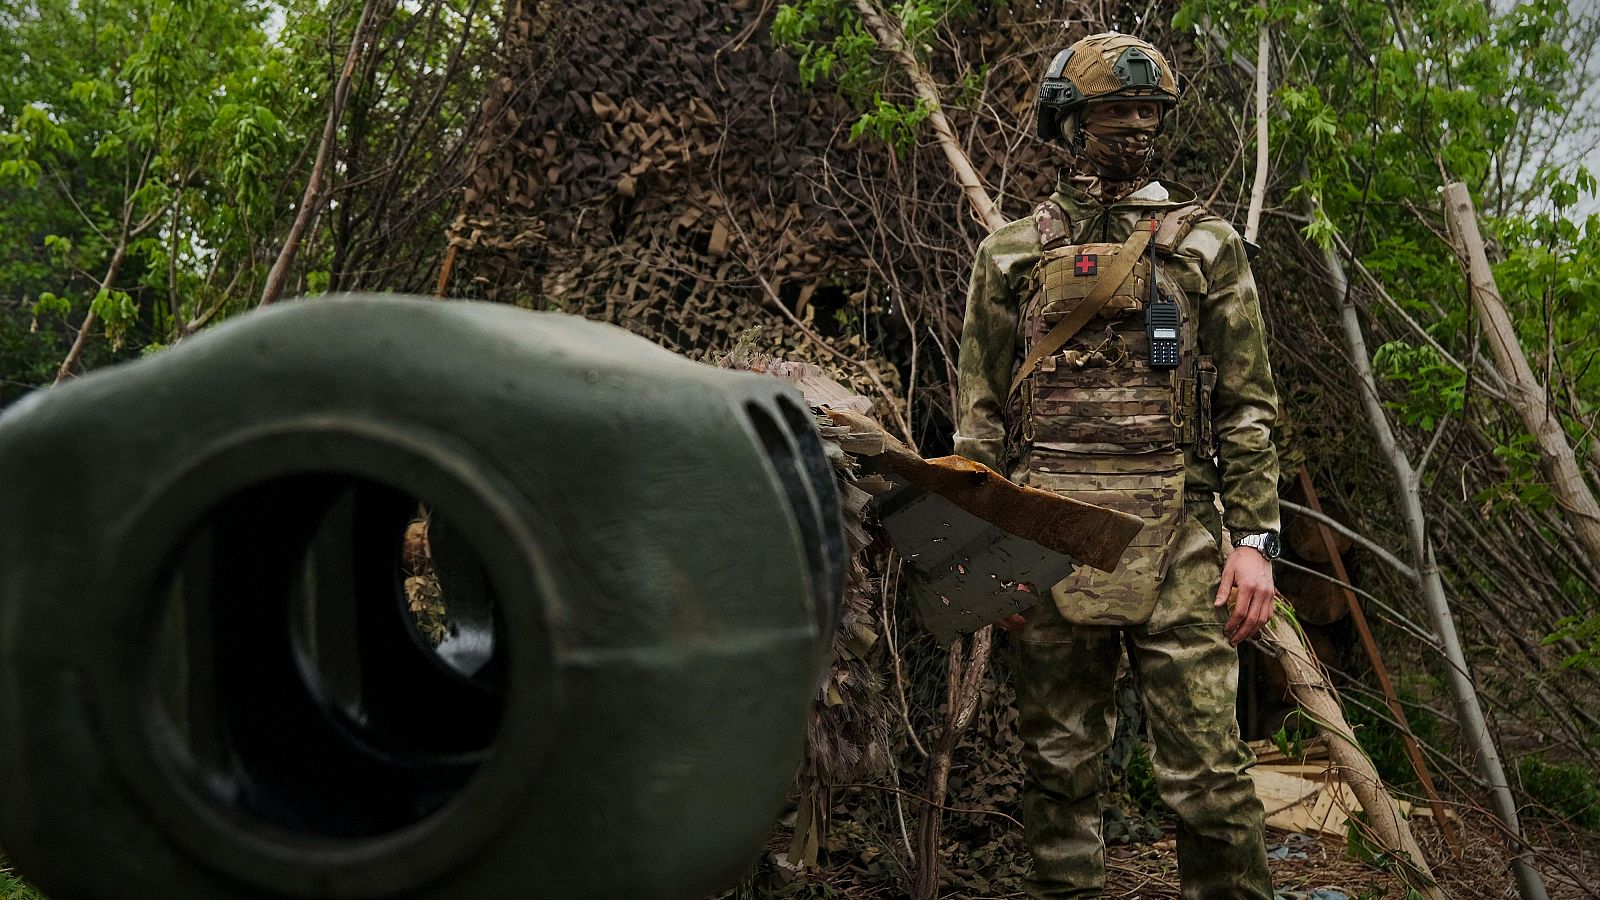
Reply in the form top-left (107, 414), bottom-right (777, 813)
top-left (1036, 33), bottom-right (1179, 143)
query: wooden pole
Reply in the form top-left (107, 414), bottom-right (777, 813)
top-left (1295, 468), bottom-right (1463, 859)
top-left (434, 242), bottom-right (460, 298)
top-left (1440, 182), bottom-right (1600, 566)
top-left (1254, 614), bottom-right (1446, 900)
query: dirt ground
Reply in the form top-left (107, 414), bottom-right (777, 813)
top-left (1104, 829), bottom-right (1402, 899)
top-left (754, 813), bottom-right (1600, 899)
top-left (1100, 818), bottom-right (1600, 900)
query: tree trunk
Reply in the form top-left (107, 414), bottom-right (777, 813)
top-left (53, 239), bottom-right (128, 384)
top-left (1440, 182), bottom-right (1600, 568)
top-left (1319, 238), bottom-right (1549, 900)
top-left (260, 0), bottom-right (390, 307)
top-left (912, 626), bottom-right (992, 900)
top-left (847, 9), bottom-right (1002, 895)
top-left (851, 0), bottom-right (1004, 232)
top-left (53, 150), bottom-right (158, 383)
top-left (1243, 0), bottom-right (1269, 244)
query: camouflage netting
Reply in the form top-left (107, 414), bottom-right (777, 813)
top-left (438, 0), bottom-right (1600, 895)
top-left (448, 1), bottom-right (881, 384)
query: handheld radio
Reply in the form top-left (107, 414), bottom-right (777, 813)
top-left (1145, 219), bottom-right (1180, 369)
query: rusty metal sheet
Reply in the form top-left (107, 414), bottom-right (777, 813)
top-left (823, 410), bottom-right (1141, 570)
top-left (867, 461), bottom-right (1072, 644)
top-left (826, 409), bottom-right (1142, 642)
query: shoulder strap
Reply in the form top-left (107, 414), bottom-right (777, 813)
top-left (1007, 220), bottom-right (1155, 399)
top-left (1153, 203), bottom-right (1207, 255)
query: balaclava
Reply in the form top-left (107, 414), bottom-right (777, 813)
top-left (1062, 105), bottom-right (1161, 202)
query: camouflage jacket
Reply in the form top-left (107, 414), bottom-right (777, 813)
top-left (953, 176), bottom-right (1281, 537)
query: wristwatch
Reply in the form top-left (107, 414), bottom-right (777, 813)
top-left (1232, 531), bottom-right (1281, 560)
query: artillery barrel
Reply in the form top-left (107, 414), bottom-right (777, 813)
top-left (0, 295), bottom-right (845, 899)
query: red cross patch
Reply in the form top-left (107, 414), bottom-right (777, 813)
top-left (1074, 254), bottom-right (1098, 276)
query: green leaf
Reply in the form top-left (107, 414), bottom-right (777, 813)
top-left (1171, 2), bottom-right (1199, 33)
top-left (90, 133), bottom-right (124, 159)
top-left (32, 292), bottom-right (72, 318)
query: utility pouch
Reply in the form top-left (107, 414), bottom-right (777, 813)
top-left (1175, 358), bottom-right (1198, 447)
top-left (1022, 450), bottom-right (1186, 626)
top-left (1197, 355), bottom-right (1218, 455)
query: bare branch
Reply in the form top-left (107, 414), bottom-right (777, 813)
top-left (1280, 499), bottom-right (1418, 581)
top-left (261, 0), bottom-right (393, 307)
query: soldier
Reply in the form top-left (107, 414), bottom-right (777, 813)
top-left (953, 33), bottom-right (1281, 899)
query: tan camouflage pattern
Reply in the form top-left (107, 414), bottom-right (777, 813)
top-left (1009, 498), bottom-right (1271, 898)
top-left (1057, 33), bottom-right (1178, 104)
top-left (1023, 460), bottom-right (1184, 625)
top-left (1012, 221), bottom-right (1199, 625)
top-left (953, 176), bottom-right (1281, 540)
top-left (1034, 200), bottom-right (1071, 247)
top-left (1080, 110), bottom-right (1160, 181)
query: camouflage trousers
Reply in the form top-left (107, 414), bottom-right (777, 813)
top-left (1010, 493), bottom-right (1272, 899)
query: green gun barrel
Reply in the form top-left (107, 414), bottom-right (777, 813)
top-left (0, 295), bottom-right (845, 899)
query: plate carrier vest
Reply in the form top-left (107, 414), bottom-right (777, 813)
top-left (1011, 199), bottom-right (1216, 626)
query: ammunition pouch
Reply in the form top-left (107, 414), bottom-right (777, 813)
top-left (1174, 354), bottom-right (1218, 455)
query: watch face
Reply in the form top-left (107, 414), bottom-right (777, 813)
top-left (1238, 532), bottom-right (1281, 559)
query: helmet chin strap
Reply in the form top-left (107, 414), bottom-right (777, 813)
top-left (1057, 113), bottom-right (1084, 152)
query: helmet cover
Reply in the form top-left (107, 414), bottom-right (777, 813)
top-left (1035, 33), bottom-right (1179, 143)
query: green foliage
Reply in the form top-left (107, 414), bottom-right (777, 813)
top-left (772, 1), bottom-right (879, 98)
top-left (0, 870), bottom-right (44, 900)
top-left (1177, 0), bottom-right (1600, 662)
top-left (1100, 678), bottom-right (1163, 843)
top-left (1344, 683), bottom-right (1442, 790)
top-left (0, 0), bottom-right (497, 396)
top-left (952, 64), bottom-right (986, 108)
top-left (1371, 340), bottom-right (1465, 433)
top-left (1498, 201), bottom-right (1600, 656)
top-left (1119, 739), bottom-right (1162, 816)
top-left (1495, 209), bottom-right (1600, 413)
top-left (1516, 755), bottom-right (1600, 828)
top-left (89, 288), bottom-right (138, 351)
top-left (1177, 0), bottom-right (1594, 308)
top-left (771, 0), bottom-right (989, 155)
top-left (1270, 718), bottom-right (1310, 760)
top-left (1548, 613), bottom-right (1600, 670)
top-left (0, 850), bottom-right (43, 900)
top-left (306, 270), bottom-right (332, 296)
top-left (1344, 813), bottom-right (1434, 898)
top-left (848, 96), bottom-right (931, 156)
top-left (0, 0), bottom-right (302, 388)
